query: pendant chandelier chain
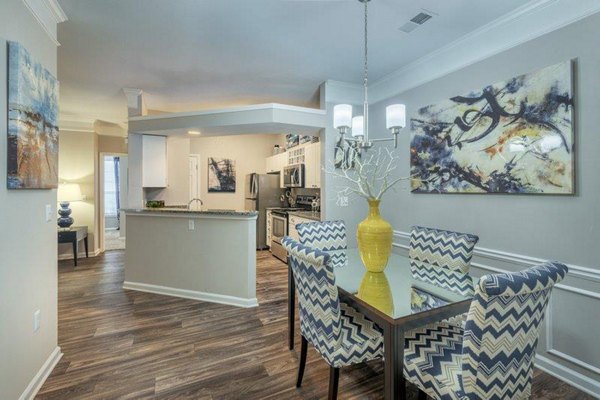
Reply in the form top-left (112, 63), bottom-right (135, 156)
top-left (332, 0), bottom-right (405, 150)
top-left (362, 0), bottom-right (369, 141)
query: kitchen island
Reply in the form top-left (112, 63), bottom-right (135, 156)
top-left (122, 208), bottom-right (258, 307)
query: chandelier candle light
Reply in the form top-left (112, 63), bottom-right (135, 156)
top-left (333, 0), bottom-right (406, 150)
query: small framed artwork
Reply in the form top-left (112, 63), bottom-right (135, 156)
top-left (208, 157), bottom-right (236, 193)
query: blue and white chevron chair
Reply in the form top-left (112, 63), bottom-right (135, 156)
top-left (409, 226), bottom-right (479, 297)
top-left (282, 236), bottom-right (383, 400)
top-left (296, 220), bottom-right (347, 251)
top-left (404, 261), bottom-right (568, 400)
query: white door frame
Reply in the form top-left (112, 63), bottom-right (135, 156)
top-left (99, 152), bottom-right (128, 253)
top-left (189, 154), bottom-right (201, 202)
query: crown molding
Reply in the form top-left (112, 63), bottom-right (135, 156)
top-left (369, 0), bottom-right (600, 103)
top-left (21, 0), bottom-right (68, 46)
top-left (60, 119), bottom-right (95, 133)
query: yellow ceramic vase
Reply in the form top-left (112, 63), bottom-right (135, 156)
top-left (357, 199), bottom-right (393, 272)
top-left (358, 272), bottom-right (394, 315)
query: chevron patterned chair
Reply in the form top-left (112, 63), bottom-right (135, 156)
top-left (296, 220), bottom-right (347, 251)
top-left (404, 261), bottom-right (568, 400)
top-left (282, 236), bottom-right (384, 400)
top-left (409, 226), bottom-right (479, 297)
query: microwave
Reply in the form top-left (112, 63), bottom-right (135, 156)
top-left (283, 164), bottom-right (304, 188)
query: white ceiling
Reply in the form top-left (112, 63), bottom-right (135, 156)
top-left (57, 0), bottom-right (528, 129)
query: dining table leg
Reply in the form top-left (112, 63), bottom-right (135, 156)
top-left (288, 262), bottom-right (295, 350)
top-left (383, 324), bottom-right (406, 400)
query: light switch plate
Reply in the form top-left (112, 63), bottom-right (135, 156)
top-left (45, 204), bottom-right (53, 222)
top-left (33, 309), bottom-right (41, 332)
top-left (188, 219), bottom-right (195, 230)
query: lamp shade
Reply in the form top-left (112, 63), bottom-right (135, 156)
top-left (351, 116), bottom-right (364, 137)
top-left (57, 183), bottom-right (83, 202)
top-left (386, 104), bottom-right (406, 129)
top-left (333, 104), bottom-right (353, 129)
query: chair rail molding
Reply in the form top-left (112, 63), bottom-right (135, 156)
top-left (392, 230), bottom-right (600, 283)
top-left (21, 0), bottom-right (67, 46)
top-left (369, 0), bottom-right (600, 104)
top-left (392, 230), bottom-right (600, 397)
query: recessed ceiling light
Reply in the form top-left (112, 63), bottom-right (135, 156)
top-left (188, 130), bottom-right (201, 135)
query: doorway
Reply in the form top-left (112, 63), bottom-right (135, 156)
top-left (101, 154), bottom-right (128, 251)
top-left (189, 154), bottom-right (201, 209)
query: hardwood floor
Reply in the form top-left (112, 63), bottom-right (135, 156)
top-left (37, 250), bottom-right (593, 399)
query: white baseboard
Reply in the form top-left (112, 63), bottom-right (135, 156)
top-left (535, 354), bottom-right (600, 399)
top-left (19, 346), bottom-right (62, 400)
top-left (122, 281), bottom-right (259, 308)
top-left (58, 249), bottom-right (101, 261)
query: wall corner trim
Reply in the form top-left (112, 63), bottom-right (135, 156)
top-left (21, 0), bottom-right (68, 46)
top-left (18, 346), bottom-right (62, 400)
top-left (369, 0), bottom-right (600, 103)
top-left (122, 281), bottom-right (259, 308)
top-left (322, 80), bottom-right (364, 105)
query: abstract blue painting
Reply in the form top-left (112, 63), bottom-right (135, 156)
top-left (410, 61), bottom-right (574, 194)
top-left (7, 41), bottom-right (59, 189)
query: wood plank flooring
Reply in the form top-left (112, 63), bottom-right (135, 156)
top-left (37, 250), bottom-right (594, 399)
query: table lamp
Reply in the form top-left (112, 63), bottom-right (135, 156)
top-left (57, 183), bottom-right (83, 229)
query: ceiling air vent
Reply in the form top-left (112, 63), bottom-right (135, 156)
top-left (399, 11), bottom-right (433, 33)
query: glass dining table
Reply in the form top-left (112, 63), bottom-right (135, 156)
top-left (286, 248), bottom-right (474, 400)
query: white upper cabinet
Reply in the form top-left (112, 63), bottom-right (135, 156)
top-left (265, 152), bottom-right (287, 174)
top-left (142, 135), bottom-right (167, 188)
top-left (304, 142), bottom-right (321, 189)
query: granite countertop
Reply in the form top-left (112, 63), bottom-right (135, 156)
top-left (288, 211), bottom-right (321, 221)
top-left (121, 208), bottom-right (258, 217)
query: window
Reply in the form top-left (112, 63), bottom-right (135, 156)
top-left (104, 157), bottom-right (119, 217)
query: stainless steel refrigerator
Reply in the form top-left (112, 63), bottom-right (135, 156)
top-left (245, 173), bottom-right (283, 249)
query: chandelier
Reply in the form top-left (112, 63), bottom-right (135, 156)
top-left (333, 0), bottom-right (406, 150)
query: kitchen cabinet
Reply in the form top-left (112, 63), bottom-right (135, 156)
top-left (266, 210), bottom-right (273, 249)
top-left (303, 142), bottom-right (321, 189)
top-left (142, 135), bottom-right (167, 188)
top-left (265, 152), bottom-right (287, 174)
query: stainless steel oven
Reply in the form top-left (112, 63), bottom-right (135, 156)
top-left (270, 210), bottom-right (288, 262)
top-left (283, 164), bottom-right (304, 188)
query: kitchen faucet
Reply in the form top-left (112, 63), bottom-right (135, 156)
top-left (188, 198), bottom-right (204, 210)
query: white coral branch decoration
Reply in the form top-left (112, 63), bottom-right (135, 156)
top-left (325, 145), bottom-right (410, 201)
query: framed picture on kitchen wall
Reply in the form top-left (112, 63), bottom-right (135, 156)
top-left (208, 157), bottom-right (236, 193)
top-left (7, 41), bottom-right (59, 189)
top-left (410, 61), bottom-right (574, 195)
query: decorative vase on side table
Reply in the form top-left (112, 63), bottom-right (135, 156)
top-left (357, 199), bottom-right (393, 272)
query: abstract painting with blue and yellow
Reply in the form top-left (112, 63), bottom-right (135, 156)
top-left (7, 41), bottom-right (59, 189)
top-left (410, 61), bottom-right (574, 194)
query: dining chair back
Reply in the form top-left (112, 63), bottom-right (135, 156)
top-left (296, 220), bottom-right (347, 251)
top-left (409, 226), bottom-right (479, 296)
top-left (461, 261), bottom-right (568, 399)
top-left (282, 236), bottom-right (384, 400)
top-left (403, 261), bottom-right (568, 400)
top-left (282, 236), bottom-right (342, 361)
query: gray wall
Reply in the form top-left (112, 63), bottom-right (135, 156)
top-left (0, 1), bottom-right (59, 398)
top-left (337, 12), bottom-right (600, 395)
